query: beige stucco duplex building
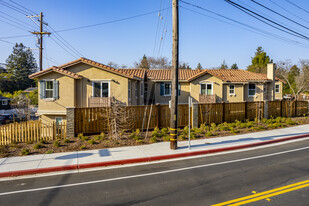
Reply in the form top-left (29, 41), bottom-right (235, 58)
top-left (29, 58), bottom-right (283, 124)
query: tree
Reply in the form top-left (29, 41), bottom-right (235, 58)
top-left (247, 46), bottom-right (272, 73)
top-left (230, 63), bottom-right (239, 70)
top-left (5, 43), bottom-right (37, 91)
top-left (107, 61), bottom-right (119, 68)
top-left (196, 63), bottom-right (203, 70)
top-left (139, 55), bottom-right (150, 69)
top-left (220, 60), bottom-right (228, 69)
top-left (179, 62), bottom-right (191, 70)
top-left (134, 56), bottom-right (171, 69)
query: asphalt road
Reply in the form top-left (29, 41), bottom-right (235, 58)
top-left (0, 139), bottom-right (309, 206)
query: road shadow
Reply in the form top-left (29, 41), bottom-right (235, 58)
top-left (177, 132), bottom-right (309, 150)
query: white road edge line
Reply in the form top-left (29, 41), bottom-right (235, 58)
top-left (1, 145), bottom-right (309, 196)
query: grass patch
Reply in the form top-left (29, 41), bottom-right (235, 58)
top-left (46, 150), bottom-right (53, 154)
top-left (53, 141), bottom-right (60, 147)
top-left (20, 148), bottom-right (30, 156)
top-left (33, 143), bottom-right (42, 149)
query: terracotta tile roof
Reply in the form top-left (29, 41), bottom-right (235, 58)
top-left (29, 66), bottom-right (82, 79)
top-left (117, 69), bottom-right (146, 79)
top-left (58, 57), bottom-right (142, 80)
top-left (204, 69), bottom-right (270, 82)
top-left (147, 69), bottom-right (202, 81)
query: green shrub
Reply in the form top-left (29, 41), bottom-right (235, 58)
top-left (205, 131), bottom-right (213, 137)
top-left (210, 123), bottom-right (217, 131)
top-left (163, 136), bottom-right (170, 141)
top-left (286, 118), bottom-right (296, 125)
top-left (88, 139), bottom-right (95, 145)
top-left (39, 139), bottom-right (47, 144)
top-left (130, 129), bottom-right (143, 140)
top-left (33, 143), bottom-right (42, 149)
top-left (235, 120), bottom-right (241, 127)
top-left (219, 123), bottom-right (229, 131)
top-left (239, 123), bottom-right (247, 129)
top-left (46, 150), bottom-right (53, 154)
top-left (182, 126), bottom-right (189, 136)
top-left (81, 136), bottom-right (89, 141)
top-left (179, 135), bottom-right (187, 140)
top-left (78, 133), bottom-right (84, 139)
top-left (161, 128), bottom-right (168, 136)
top-left (53, 141), bottom-right (60, 147)
top-left (80, 145), bottom-right (86, 150)
top-left (21, 148), bottom-right (30, 156)
top-left (63, 138), bottom-right (70, 144)
top-left (192, 127), bottom-right (203, 134)
top-left (150, 136), bottom-right (158, 143)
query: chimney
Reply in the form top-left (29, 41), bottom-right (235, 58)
top-left (267, 63), bottom-right (276, 101)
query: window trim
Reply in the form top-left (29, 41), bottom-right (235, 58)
top-left (275, 84), bottom-right (280, 93)
top-left (2, 100), bottom-right (8, 106)
top-left (200, 82), bottom-right (213, 95)
top-left (248, 83), bottom-right (256, 97)
top-left (44, 79), bottom-right (54, 100)
top-left (140, 81), bottom-right (144, 97)
top-left (229, 85), bottom-right (235, 95)
top-left (163, 83), bottom-right (172, 96)
top-left (92, 80), bottom-right (110, 98)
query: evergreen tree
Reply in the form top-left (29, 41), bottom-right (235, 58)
top-left (140, 54), bottom-right (149, 69)
top-left (220, 60), bottom-right (228, 69)
top-left (196, 63), bottom-right (203, 70)
top-left (5, 43), bottom-right (37, 91)
top-left (247, 46), bottom-right (272, 73)
top-left (230, 63), bottom-right (239, 69)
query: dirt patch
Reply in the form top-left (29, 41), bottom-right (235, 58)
top-left (1, 116), bottom-right (308, 158)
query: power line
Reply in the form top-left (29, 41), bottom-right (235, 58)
top-left (268, 0), bottom-right (309, 25)
top-left (224, 0), bottom-right (309, 41)
top-left (284, 0), bottom-right (309, 15)
top-left (0, 18), bottom-right (30, 31)
top-left (55, 7), bottom-right (171, 33)
top-left (179, 4), bottom-right (309, 49)
top-left (0, 39), bottom-right (15, 45)
top-left (152, 0), bottom-right (164, 57)
top-left (250, 0), bottom-right (309, 31)
top-left (49, 36), bottom-right (79, 59)
top-left (0, 13), bottom-right (35, 31)
top-left (0, 0), bottom-right (28, 16)
top-left (0, 34), bottom-right (32, 40)
top-left (0, 10), bottom-right (37, 29)
top-left (9, 0), bottom-right (37, 15)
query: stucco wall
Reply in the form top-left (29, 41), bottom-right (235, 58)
top-left (38, 73), bottom-right (75, 112)
top-left (275, 81), bottom-right (283, 100)
top-left (153, 82), bottom-right (190, 105)
top-left (223, 84), bottom-right (245, 102)
top-left (190, 74), bottom-right (223, 103)
top-left (40, 114), bottom-right (67, 124)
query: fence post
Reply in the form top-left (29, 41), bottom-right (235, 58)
top-left (244, 101), bottom-right (248, 120)
top-left (222, 102), bottom-right (225, 123)
top-left (66, 107), bottom-right (75, 138)
top-left (156, 104), bottom-right (160, 128)
top-left (280, 100), bottom-right (283, 117)
top-left (295, 100), bottom-right (297, 117)
top-left (264, 100), bottom-right (268, 119)
top-left (192, 102), bottom-right (199, 128)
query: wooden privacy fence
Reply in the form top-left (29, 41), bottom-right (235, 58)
top-left (74, 100), bottom-right (308, 135)
top-left (75, 104), bottom-right (192, 134)
top-left (0, 120), bottom-right (66, 145)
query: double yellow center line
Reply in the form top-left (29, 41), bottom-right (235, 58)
top-left (212, 180), bottom-right (309, 206)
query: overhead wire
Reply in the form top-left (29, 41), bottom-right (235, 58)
top-left (158, 0), bottom-right (171, 58)
top-left (268, 0), bottom-right (309, 25)
top-left (152, 0), bottom-right (163, 57)
top-left (179, 3), bottom-right (309, 49)
top-left (224, 0), bottom-right (309, 41)
top-left (9, 0), bottom-right (37, 15)
top-left (0, 10), bottom-right (38, 30)
top-left (284, 0), bottom-right (309, 15)
top-left (250, 0), bottom-right (309, 31)
top-left (0, 0), bottom-right (28, 16)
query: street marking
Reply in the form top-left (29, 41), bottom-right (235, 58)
top-left (0, 146), bottom-right (309, 196)
top-left (212, 180), bottom-right (309, 206)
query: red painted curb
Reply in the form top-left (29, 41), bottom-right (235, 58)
top-left (1, 133), bottom-right (309, 178)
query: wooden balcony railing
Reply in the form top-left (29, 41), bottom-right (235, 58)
top-left (199, 94), bottom-right (216, 103)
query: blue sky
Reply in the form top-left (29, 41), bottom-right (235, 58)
top-left (0, 0), bottom-right (309, 70)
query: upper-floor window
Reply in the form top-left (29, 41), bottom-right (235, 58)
top-left (160, 83), bottom-right (180, 96)
top-left (275, 84), bottom-right (280, 93)
top-left (92, 81), bottom-right (109, 97)
top-left (39, 80), bottom-right (59, 100)
top-left (140, 82), bottom-right (144, 97)
top-left (229, 85), bottom-right (235, 95)
top-left (248, 83), bottom-right (256, 96)
top-left (200, 83), bottom-right (213, 95)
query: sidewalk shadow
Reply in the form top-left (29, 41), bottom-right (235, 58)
top-left (178, 132), bottom-right (309, 150)
top-left (55, 153), bottom-right (92, 160)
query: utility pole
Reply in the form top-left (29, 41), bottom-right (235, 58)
top-left (170, 0), bottom-right (179, 150)
top-left (27, 12), bottom-right (51, 71)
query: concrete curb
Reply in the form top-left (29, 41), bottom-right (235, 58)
top-left (1, 133), bottom-right (309, 178)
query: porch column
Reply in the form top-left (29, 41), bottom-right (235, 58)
top-left (66, 107), bottom-right (75, 138)
top-left (192, 102), bottom-right (199, 128)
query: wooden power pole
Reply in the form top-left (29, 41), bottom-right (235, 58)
top-left (170, 0), bottom-right (179, 150)
top-left (28, 12), bottom-right (51, 71)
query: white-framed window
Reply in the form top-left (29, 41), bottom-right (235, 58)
top-left (128, 80), bottom-right (131, 100)
top-left (248, 83), bottom-right (256, 96)
top-left (45, 80), bottom-right (54, 98)
top-left (200, 83), bottom-right (213, 95)
top-left (229, 85), bottom-right (235, 95)
top-left (92, 81), bottom-right (110, 97)
top-left (2, 100), bottom-right (8, 105)
top-left (275, 84), bottom-right (280, 93)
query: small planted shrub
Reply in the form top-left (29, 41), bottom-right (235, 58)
top-left (163, 136), bottom-right (170, 141)
top-left (219, 123), bottom-right (229, 131)
top-left (33, 143), bottom-right (42, 149)
top-left (63, 138), bottom-right (70, 144)
top-left (46, 150), bottom-right (53, 154)
top-left (179, 134), bottom-right (187, 140)
top-left (39, 139), bottom-right (47, 144)
top-left (130, 129), bottom-right (142, 141)
top-left (151, 127), bottom-right (162, 138)
top-left (78, 133), bottom-right (84, 139)
top-left (161, 128), bottom-right (169, 136)
top-left (88, 139), bottom-right (95, 145)
top-left (81, 136), bottom-right (89, 141)
top-left (210, 123), bottom-right (217, 131)
top-left (286, 118), bottom-right (296, 125)
top-left (53, 140), bottom-right (60, 147)
top-left (80, 145), bottom-right (86, 150)
top-left (21, 148), bottom-right (30, 156)
top-left (205, 131), bottom-right (213, 137)
top-left (150, 136), bottom-right (158, 143)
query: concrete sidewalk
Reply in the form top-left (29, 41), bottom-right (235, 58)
top-left (1, 124), bottom-right (309, 178)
